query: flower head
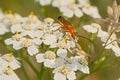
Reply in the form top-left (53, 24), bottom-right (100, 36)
top-left (0, 53), bottom-right (20, 80)
top-left (36, 51), bottom-right (56, 68)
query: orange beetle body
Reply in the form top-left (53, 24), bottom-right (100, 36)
top-left (57, 16), bottom-right (76, 39)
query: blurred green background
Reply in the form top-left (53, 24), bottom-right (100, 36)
top-left (0, 0), bottom-right (120, 80)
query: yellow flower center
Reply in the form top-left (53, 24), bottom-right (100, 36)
top-left (4, 66), bottom-right (13, 75)
top-left (12, 32), bottom-right (22, 41)
top-left (11, 14), bottom-right (20, 24)
top-left (69, 2), bottom-right (76, 10)
top-left (39, 25), bottom-right (47, 30)
top-left (78, 55), bottom-right (88, 66)
top-left (58, 38), bottom-right (68, 49)
top-left (45, 51), bottom-right (56, 60)
top-left (29, 12), bottom-right (39, 23)
top-left (3, 53), bottom-right (14, 62)
top-left (24, 23), bottom-right (32, 30)
top-left (44, 18), bottom-right (54, 24)
top-left (60, 65), bottom-right (69, 75)
top-left (22, 38), bottom-right (33, 47)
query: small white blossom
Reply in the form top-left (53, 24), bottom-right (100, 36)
top-left (2, 13), bottom-right (14, 26)
top-left (42, 33), bottom-right (57, 46)
top-left (82, 4), bottom-right (101, 18)
top-left (5, 33), bottom-right (24, 50)
top-left (57, 35), bottom-right (76, 53)
top-left (83, 23), bottom-right (101, 33)
top-left (57, 48), bottom-right (67, 58)
top-left (44, 17), bottom-right (54, 25)
top-left (84, 23), bottom-right (120, 57)
top-left (0, 53), bottom-right (20, 80)
top-left (2, 53), bottom-right (21, 70)
top-left (78, 0), bottom-right (89, 7)
top-left (101, 33), bottom-right (120, 57)
top-left (19, 14), bottom-right (41, 38)
top-left (70, 56), bottom-right (89, 74)
top-left (21, 22), bottom-right (39, 38)
top-left (11, 23), bottom-right (23, 33)
top-left (0, 66), bottom-right (20, 80)
top-left (36, 51), bottom-right (56, 68)
top-left (22, 38), bottom-right (39, 56)
top-left (11, 13), bottom-right (24, 25)
top-left (53, 65), bottom-right (76, 80)
top-left (59, 0), bottom-right (83, 18)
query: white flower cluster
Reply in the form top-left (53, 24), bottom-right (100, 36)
top-left (0, 10), bottom-right (89, 80)
top-left (0, 53), bottom-right (20, 80)
top-left (83, 1), bottom-right (120, 57)
top-left (36, 0), bottom-right (101, 18)
top-left (83, 23), bottom-right (120, 57)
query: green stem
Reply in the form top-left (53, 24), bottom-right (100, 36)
top-left (23, 56), bottom-right (39, 75)
top-left (20, 49), bottom-right (39, 75)
top-left (20, 60), bottom-right (30, 80)
top-left (39, 63), bottom-right (44, 80)
top-left (91, 59), bottom-right (106, 73)
top-left (92, 48), bottom-right (106, 66)
top-left (48, 69), bottom-right (52, 80)
top-left (88, 33), bottom-right (94, 54)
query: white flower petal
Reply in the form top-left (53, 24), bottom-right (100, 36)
top-left (63, 11), bottom-right (74, 18)
top-left (44, 60), bottom-right (55, 68)
top-left (97, 30), bottom-right (108, 38)
top-left (0, 58), bottom-right (8, 68)
top-left (27, 45), bottom-right (38, 56)
top-left (83, 6), bottom-right (101, 18)
top-left (32, 38), bottom-right (42, 45)
top-left (53, 67), bottom-right (59, 73)
top-left (8, 72), bottom-right (20, 80)
top-left (67, 41), bottom-right (75, 48)
top-left (60, 6), bottom-right (68, 12)
top-left (43, 34), bottom-right (57, 45)
top-left (54, 58), bottom-right (65, 67)
top-left (34, 30), bottom-right (44, 38)
top-left (9, 59), bottom-right (21, 70)
top-left (83, 25), bottom-right (97, 33)
top-left (0, 71), bottom-right (20, 80)
top-left (78, 65), bottom-right (89, 74)
top-left (11, 24), bottom-right (23, 33)
top-left (13, 41), bottom-right (23, 50)
top-left (67, 71), bottom-right (76, 80)
top-left (57, 49), bottom-right (67, 58)
top-left (78, 0), bottom-right (89, 7)
top-left (27, 31), bottom-right (35, 38)
top-left (54, 73), bottom-right (66, 80)
top-left (36, 54), bottom-right (45, 63)
top-left (60, 7), bottom-right (74, 18)
top-left (4, 38), bottom-right (13, 45)
top-left (50, 43), bottom-right (57, 48)
top-left (74, 9), bottom-right (83, 17)
top-left (111, 46), bottom-right (120, 57)
top-left (39, 0), bottom-right (51, 6)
